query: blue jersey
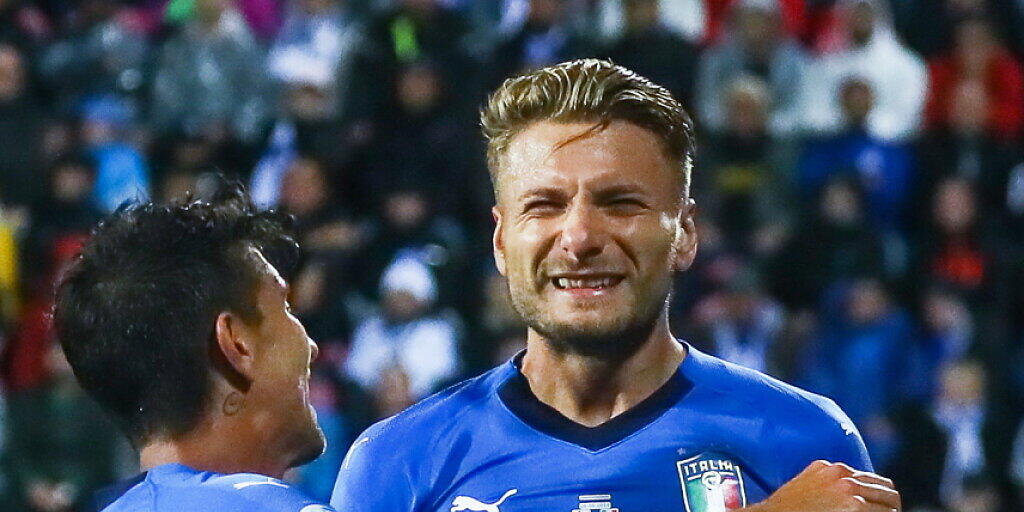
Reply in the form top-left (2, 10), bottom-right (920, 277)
top-left (95, 463), bottom-right (335, 512)
top-left (331, 344), bottom-right (871, 512)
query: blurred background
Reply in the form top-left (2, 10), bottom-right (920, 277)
top-left (0, 0), bottom-right (1023, 510)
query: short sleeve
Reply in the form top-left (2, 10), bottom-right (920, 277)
top-left (330, 424), bottom-right (417, 512)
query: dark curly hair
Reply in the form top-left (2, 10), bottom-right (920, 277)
top-left (53, 181), bottom-right (298, 445)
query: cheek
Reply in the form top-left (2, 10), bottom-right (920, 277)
top-left (505, 224), bottom-right (550, 273)
top-left (619, 217), bottom-right (677, 271)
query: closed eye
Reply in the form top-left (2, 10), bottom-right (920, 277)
top-left (605, 197), bottom-right (648, 213)
top-left (523, 200), bottom-right (562, 214)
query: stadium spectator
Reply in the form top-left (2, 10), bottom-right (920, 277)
top-left (267, 0), bottom-right (364, 122)
top-left (700, 0), bottom-right (807, 45)
top-left (79, 95), bottom-right (150, 214)
top-left (0, 0), bottom-right (50, 51)
top-left (278, 157), bottom-right (364, 346)
top-left (917, 79), bottom-right (1020, 232)
top-left (769, 176), bottom-right (887, 312)
top-left (697, 75), bottom-right (793, 253)
top-left (0, 44), bottom-right (46, 208)
top-left (3, 161), bottom-right (97, 397)
top-left (361, 61), bottom-right (478, 223)
top-left (343, 255), bottom-right (459, 412)
top-left (797, 78), bottom-right (914, 232)
top-left (904, 286), bottom-right (975, 404)
top-left (924, 17), bottom-right (1024, 142)
top-left (888, 0), bottom-right (1015, 60)
top-left (37, 0), bottom-right (148, 113)
top-left (804, 278), bottom-right (910, 466)
top-left (800, 0), bottom-right (927, 142)
top-left (164, 0), bottom-right (283, 42)
top-left (933, 359), bottom-right (992, 508)
top-left (696, 0), bottom-right (807, 136)
top-left (686, 268), bottom-right (785, 375)
top-left (602, 0), bottom-right (698, 107)
top-left (355, 0), bottom-right (473, 125)
top-left (489, 0), bottom-right (592, 86)
top-left (352, 188), bottom-right (467, 312)
top-left (912, 177), bottom-right (995, 305)
top-left (4, 345), bottom-right (120, 512)
top-left (21, 158), bottom-right (101, 289)
top-left (149, 0), bottom-right (270, 145)
top-left (2, 230), bottom-right (86, 396)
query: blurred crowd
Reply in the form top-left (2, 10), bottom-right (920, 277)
top-left (1, 0), bottom-right (1024, 511)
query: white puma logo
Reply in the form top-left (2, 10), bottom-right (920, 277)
top-left (450, 489), bottom-right (518, 512)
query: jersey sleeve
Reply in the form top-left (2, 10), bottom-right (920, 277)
top-left (167, 478), bottom-right (339, 512)
top-left (816, 399), bottom-right (873, 473)
top-left (772, 395), bottom-right (874, 485)
top-left (330, 423), bottom-right (418, 512)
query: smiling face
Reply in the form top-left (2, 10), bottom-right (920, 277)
top-left (246, 251), bottom-right (325, 468)
top-left (492, 121), bottom-right (696, 356)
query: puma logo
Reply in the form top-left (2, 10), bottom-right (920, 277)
top-left (450, 489), bottom-right (518, 512)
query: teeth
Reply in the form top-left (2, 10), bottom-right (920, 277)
top-left (555, 277), bottom-right (616, 289)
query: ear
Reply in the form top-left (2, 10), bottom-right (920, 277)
top-left (214, 312), bottom-right (256, 387)
top-left (672, 198), bottom-right (698, 272)
top-left (492, 206), bottom-right (507, 276)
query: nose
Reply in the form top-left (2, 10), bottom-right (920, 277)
top-left (558, 201), bottom-right (602, 264)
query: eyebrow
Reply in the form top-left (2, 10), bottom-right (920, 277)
top-left (518, 187), bottom-right (566, 201)
top-left (593, 184), bottom-right (645, 199)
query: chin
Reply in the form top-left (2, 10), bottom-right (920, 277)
top-left (531, 313), bottom-right (658, 359)
top-left (291, 424), bottom-right (328, 468)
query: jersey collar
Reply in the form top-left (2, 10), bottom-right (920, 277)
top-left (497, 345), bottom-right (693, 452)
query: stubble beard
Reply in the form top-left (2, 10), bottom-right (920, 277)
top-left (288, 404), bottom-right (328, 469)
top-left (508, 277), bottom-right (672, 361)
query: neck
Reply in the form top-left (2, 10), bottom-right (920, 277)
top-left (519, 315), bottom-right (685, 427)
top-left (138, 413), bottom-right (289, 479)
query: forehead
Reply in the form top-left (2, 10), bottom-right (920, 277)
top-left (498, 120), bottom-right (678, 200)
top-left (246, 247), bottom-right (288, 294)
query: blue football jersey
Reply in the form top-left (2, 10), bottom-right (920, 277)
top-left (95, 463), bottom-right (336, 512)
top-left (331, 344), bottom-right (871, 512)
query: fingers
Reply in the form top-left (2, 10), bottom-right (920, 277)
top-left (842, 477), bottom-right (901, 510)
top-left (809, 461), bottom-right (902, 511)
top-left (850, 470), bottom-right (896, 490)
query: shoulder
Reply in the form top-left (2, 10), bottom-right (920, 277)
top-left (189, 472), bottom-right (334, 512)
top-left (349, 365), bottom-right (510, 458)
top-left (683, 346), bottom-right (868, 468)
top-left (103, 469), bottom-right (334, 512)
top-left (332, 366), bottom-right (512, 506)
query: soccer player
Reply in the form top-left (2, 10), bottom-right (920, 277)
top-left (331, 60), bottom-right (901, 512)
top-left (54, 183), bottom-right (335, 512)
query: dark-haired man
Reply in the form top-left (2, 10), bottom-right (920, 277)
top-left (332, 59), bottom-right (900, 512)
top-left (54, 184), bottom-right (335, 511)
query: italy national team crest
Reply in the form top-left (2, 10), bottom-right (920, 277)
top-left (676, 452), bottom-right (747, 512)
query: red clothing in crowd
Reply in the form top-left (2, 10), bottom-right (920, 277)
top-left (925, 50), bottom-right (1024, 140)
top-left (702, 0), bottom-right (809, 44)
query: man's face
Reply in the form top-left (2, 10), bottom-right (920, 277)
top-left (247, 252), bottom-right (325, 468)
top-left (492, 121), bottom-right (696, 355)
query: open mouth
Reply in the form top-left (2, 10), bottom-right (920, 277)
top-left (551, 275), bottom-right (624, 291)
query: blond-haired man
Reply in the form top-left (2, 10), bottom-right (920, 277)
top-left (331, 60), bottom-right (900, 512)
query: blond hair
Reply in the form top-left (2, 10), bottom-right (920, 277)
top-left (481, 59), bottom-right (696, 196)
